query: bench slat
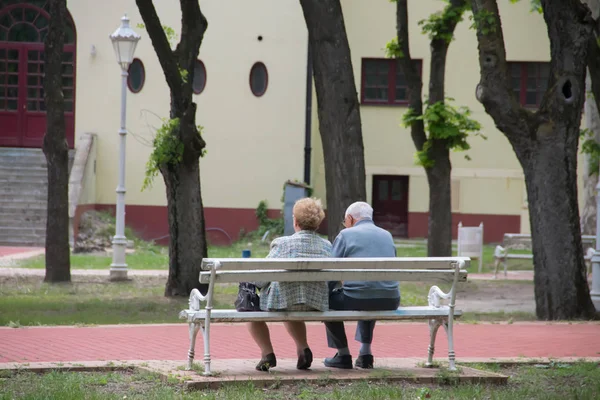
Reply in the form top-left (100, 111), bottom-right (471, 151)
top-left (199, 269), bottom-right (468, 284)
top-left (201, 257), bottom-right (470, 271)
top-left (506, 254), bottom-right (533, 260)
top-left (180, 307), bottom-right (463, 323)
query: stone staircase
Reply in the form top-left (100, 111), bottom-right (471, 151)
top-left (0, 148), bottom-right (49, 247)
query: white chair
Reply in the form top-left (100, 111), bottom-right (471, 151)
top-left (457, 222), bottom-right (484, 273)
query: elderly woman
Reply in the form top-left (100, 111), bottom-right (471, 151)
top-left (249, 197), bottom-right (332, 372)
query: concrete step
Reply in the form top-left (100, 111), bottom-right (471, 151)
top-left (0, 236), bottom-right (45, 247)
top-left (0, 187), bottom-right (48, 196)
top-left (0, 205), bottom-right (47, 216)
top-left (0, 215), bottom-right (46, 227)
top-left (0, 169), bottom-right (47, 179)
top-left (0, 176), bottom-right (47, 184)
top-left (0, 192), bottom-right (48, 205)
top-left (0, 181), bottom-right (48, 190)
top-left (0, 225), bottom-right (46, 236)
top-left (0, 196), bottom-right (48, 209)
top-left (0, 148), bottom-right (50, 247)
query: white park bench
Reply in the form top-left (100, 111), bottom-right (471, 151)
top-left (493, 233), bottom-right (595, 278)
top-left (179, 256), bottom-right (469, 376)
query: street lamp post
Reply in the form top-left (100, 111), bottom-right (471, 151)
top-left (109, 14), bottom-right (141, 280)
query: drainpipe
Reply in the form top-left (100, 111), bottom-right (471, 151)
top-left (303, 38), bottom-right (313, 185)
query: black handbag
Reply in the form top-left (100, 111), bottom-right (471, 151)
top-left (234, 282), bottom-right (261, 312)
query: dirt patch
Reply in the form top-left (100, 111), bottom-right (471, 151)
top-left (74, 211), bottom-right (116, 253)
top-left (75, 211), bottom-right (137, 254)
top-left (457, 281), bottom-right (535, 314)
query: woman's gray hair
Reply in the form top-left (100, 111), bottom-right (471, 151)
top-left (344, 201), bottom-right (373, 220)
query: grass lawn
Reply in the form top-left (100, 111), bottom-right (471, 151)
top-left (0, 275), bottom-right (459, 326)
top-left (12, 239), bottom-right (533, 275)
top-left (0, 275), bottom-right (534, 326)
top-left (13, 240), bottom-right (272, 270)
top-left (1, 363), bottom-right (599, 399)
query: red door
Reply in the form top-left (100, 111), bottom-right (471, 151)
top-left (0, 2), bottom-right (76, 148)
top-left (372, 175), bottom-right (409, 237)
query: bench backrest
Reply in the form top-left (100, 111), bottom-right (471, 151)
top-left (199, 257), bottom-right (470, 285)
top-left (503, 233), bottom-right (595, 250)
top-left (457, 222), bottom-right (483, 258)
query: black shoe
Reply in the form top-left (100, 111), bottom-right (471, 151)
top-left (255, 353), bottom-right (277, 371)
top-left (355, 354), bottom-right (374, 369)
top-left (297, 348), bottom-right (313, 370)
top-left (324, 353), bottom-right (353, 369)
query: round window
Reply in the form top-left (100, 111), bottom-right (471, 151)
top-left (249, 62), bottom-right (268, 97)
top-left (127, 58), bottom-right (145, 93)
top-left (193, 59), bottom-right (207, 94)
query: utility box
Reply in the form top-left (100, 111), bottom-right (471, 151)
top-left (283, 181), bottom-right (310, 236)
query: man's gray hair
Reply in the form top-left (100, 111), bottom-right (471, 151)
top-left (345, 201), bottom-right (373, 220)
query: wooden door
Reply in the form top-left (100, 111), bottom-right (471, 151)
top-left (0, 2), bottom-right (76, 148)
top-left (372, 175), bottom-right (409, 237)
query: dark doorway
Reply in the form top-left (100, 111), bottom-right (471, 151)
top-left (372, 175), bottom-right (409, 237)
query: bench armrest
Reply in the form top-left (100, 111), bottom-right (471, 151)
top-left (189, 288), bottom-right (207, 311)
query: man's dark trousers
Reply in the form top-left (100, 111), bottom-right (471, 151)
top-left (324, 288), bottom-right (400, 349)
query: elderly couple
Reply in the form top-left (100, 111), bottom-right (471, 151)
top-left (248, 198), bottom-right (400, 372)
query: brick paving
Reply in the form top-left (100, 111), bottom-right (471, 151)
top-left (1, 322), bottom-right (599, 365)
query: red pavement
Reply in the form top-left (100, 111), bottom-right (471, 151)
top-left (1, 322), bottom-right (599, 364)
top-left (0, 247), bottom-right (41, 257)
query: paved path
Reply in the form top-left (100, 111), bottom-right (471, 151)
top-left (1, 322), bottom-right (599, 364)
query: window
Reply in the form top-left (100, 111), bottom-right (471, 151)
top-left (509, 62), bottom-right (550, 107)
top-left (0, 2), bottom-right (76, 44)
top-left (361, 58), bottom-right (421, 105)
top-left (249, 62), bottom-right (268, 97)
top-left (127, 58), bottom-right (145, 93)
top-left (193, 59), bottom-right (206, 95)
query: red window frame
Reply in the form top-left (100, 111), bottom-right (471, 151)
top-left (127, 58), bottom-right (145, 94)
top-left (508, 62), bottom-right (550, 108)
top-left (192, 59), bottom-right (206, 95)
top-left (360, 58), bottom-right (422, 105)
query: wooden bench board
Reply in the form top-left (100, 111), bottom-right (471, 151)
top-left (199, 269), bottom-right (468, 284)
top-left (201, 257), bottom-right (471, 271)
top-left (179, 307), bottom-right (463, 323)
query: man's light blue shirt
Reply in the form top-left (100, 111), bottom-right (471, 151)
top-left (332, 219), bottom-right (400, 299)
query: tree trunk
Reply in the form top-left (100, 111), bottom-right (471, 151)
top-left (162, 151), bottom-right (207, 296)
top-left (426, 143), bottom-right (452, 256)
top-left (471, 0), bottom-right (596, 319)
top-left (396, 0), bottom-right (465, 256)
top-left (299, 0), bottom-right (366, 242)
top-left (581, 0), bottom-right (600, 235)
top-left (43, 0), bottom-right (70, 283)
top-left (581, 74), bottom-right (600, 235)
top-left (137, 0), bottom-right (208, 296)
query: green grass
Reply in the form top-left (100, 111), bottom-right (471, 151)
top-left (14, 240), bottom-right (531, 274)
top-left (0, 276), bottom-right (452, 326)
top-left (0, 276), bottom-right (533, 326)
top-left (395, 243), bottom-right (534, 274)
top-left (1, 363), bottom-right (599, 399)
top-left (14, 240), bottom-right (272, 270)
top-left (0, 276), bottom-right (240, 326)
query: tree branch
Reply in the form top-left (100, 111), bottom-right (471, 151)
top-left (396, 0), bottom-right (427, 151)
top-left (177, 0), bottom-right (208, 99)
top-left (135, 0), bottom-right (183, 100)
top-left (428, 0), bottom-right (467, 103)
top-left (470, 0), bottom-right (524, 141)
top-left (587, 17), bottom-right (600, 117)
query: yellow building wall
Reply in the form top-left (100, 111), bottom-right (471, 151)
top-left (311, 0), bottom-right (559, 226)
top-left (69, 0), bottom-right (308, 210)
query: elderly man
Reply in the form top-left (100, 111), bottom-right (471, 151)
top-left (323, 201), bottom-right (400, 369)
